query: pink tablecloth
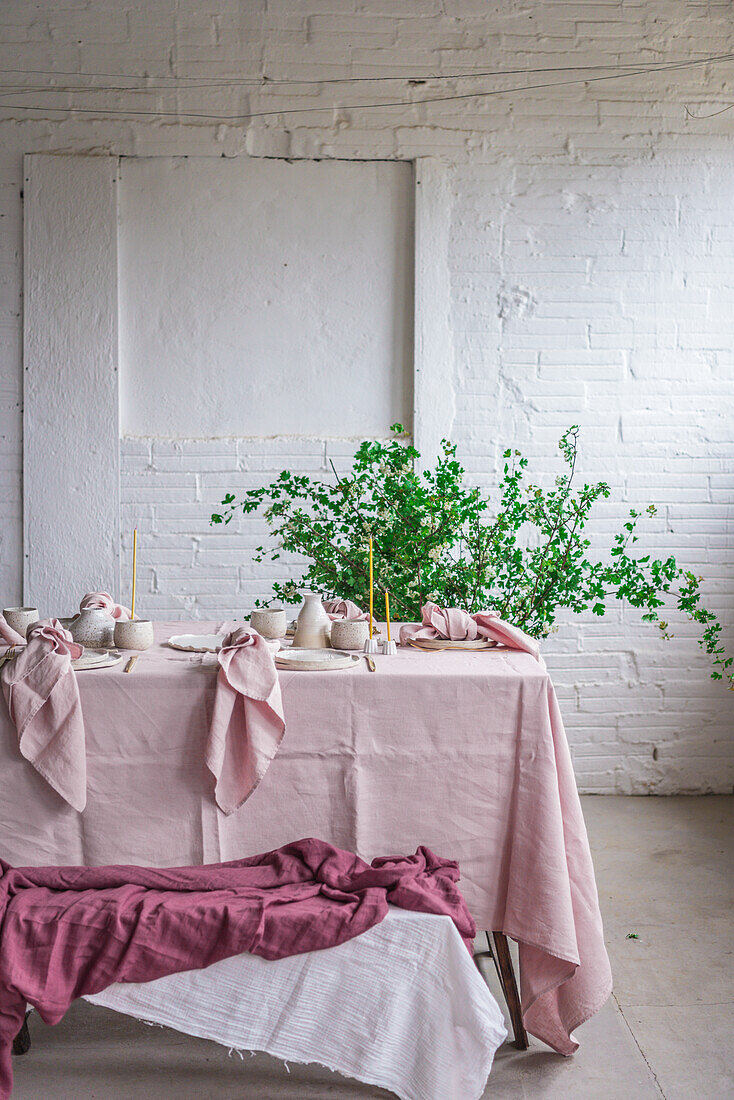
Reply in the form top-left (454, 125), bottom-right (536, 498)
top-left (0, 621), bottom-right (611, 1055)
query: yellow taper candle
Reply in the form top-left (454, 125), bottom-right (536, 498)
top-left (385, 590), bottom-right (391, 642)
top-left (368, 536), bottom-right (374, 638)
top-left (131, 528), bottom-right (138, 621)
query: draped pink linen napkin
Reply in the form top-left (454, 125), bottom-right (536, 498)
top-left (205, 627), bottom-right (285, 815)
top-left (0, 620), bottom-right (85, 812)
top-left (323, 598), bottom-right (369, 621)
top-left (0, 616), bottom-right (24, 651)
top-left (79, 591), bottom-right (131, 620)
top-left (0, 838), bottom-right (475, 1099)
top-left (399, 601), bottom-right (540, 658)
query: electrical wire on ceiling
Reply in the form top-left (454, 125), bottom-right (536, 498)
top-left (684, 101), bottom-right (734, 119)
top-left (0, 55), bottom-right (732, 88)
top-left (0, 52), bottom-right (730, 123)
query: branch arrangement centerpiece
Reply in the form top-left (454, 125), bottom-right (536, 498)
top-left (212, 425), bottom-right (732, 686)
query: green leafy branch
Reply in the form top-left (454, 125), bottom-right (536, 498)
top-left (211, 425), bottom-right (732, 687)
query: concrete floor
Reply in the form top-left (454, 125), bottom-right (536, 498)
top-left (11, 796), bottom-right (734, 1099)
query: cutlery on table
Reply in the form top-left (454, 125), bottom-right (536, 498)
top-left (0, 647), bottom-right (17, 671)
top-left (364, 655), bottom-right (376, 672)
top-left (124, 656), bottom-right (139, 674)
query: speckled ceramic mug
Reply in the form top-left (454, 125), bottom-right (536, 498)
top-left (2, 606), bottom-right (39, 638)
top-left (330, 619), bottom-right (369, 651)
top-left (250, 608), bottom-right (287, 640)
top-left (114, 619), bottom-right (154, 651)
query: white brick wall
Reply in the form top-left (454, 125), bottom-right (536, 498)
top-left (1, 0), bottom-right (733, 793)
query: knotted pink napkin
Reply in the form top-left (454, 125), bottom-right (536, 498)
top-left (0, 615), bottom-right (24, 651)
top-left (400, 601), bottom-right (540, 658)
top-left (205, 627), bottom-right (285, 816)
top-left (322, 598), bottom-right (369, 621)
top-left (0, 619), bottom-right (86, 811)
top-left (79, 592), bottom-right (131, 620)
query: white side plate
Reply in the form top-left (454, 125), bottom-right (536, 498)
top-left (275, 648), bottom-right (359, 671)
top-left (167, 634), bottom-right (226, 653)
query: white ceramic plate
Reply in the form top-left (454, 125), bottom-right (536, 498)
top-left (72, 649), bottom-right (124, 670)
top-left (409, 638), bottom-right (498, 651)
top-left (275, 648), bottom-right (359, 671)
top-left (167, 634), bottom-right (226, 653)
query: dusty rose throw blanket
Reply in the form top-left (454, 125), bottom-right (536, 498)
top-left (205, 627), bottom-right (285, 815)
top-left (0, 838), bottom-right (474, 1098)
top-left (400, 602), bottom-right (540, 658)
top-left (323, 598), bottom-right (369, 621)
top-left (79, 592), bottom-right (131, 620)
top-left (0, 621), bottom-right (85, 812)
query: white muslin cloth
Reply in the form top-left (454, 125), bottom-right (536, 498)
top-left (85, 907), bottom-right (507, 1100)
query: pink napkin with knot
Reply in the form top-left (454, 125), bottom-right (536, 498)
top-left (323, 598), bottom-right (369, 621)
top-left (400, 601), bottom-right (540, 658)
top-left (205, 627), bottom-right (285, 816)
top-left (79, 592), bottom-right (131, 620)
top-left (0, 619), bottom-right (86, 811)
top-left (0, 615), bottom-right (24, 651)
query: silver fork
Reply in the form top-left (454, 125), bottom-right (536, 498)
top-left (0, 647), bottom-right (17, 671)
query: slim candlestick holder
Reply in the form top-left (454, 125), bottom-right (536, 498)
top-left (363, 637), bottom-right (380, 654)
top-left (381, 639), bottom-right (397, 655)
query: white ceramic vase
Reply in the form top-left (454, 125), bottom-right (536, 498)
top-left (293, 593), bottom-right (331, 649)
top-left (70, 607), bottom-right (115, 649)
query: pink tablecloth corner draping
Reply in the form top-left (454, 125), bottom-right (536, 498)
top-left (323, 598), bottom-right (369, 621)
top-left (79, 592), bottom-right (131, 620)
top-left (513, 681), bottom-right (613, 1053)
top-left (0, 838), bottom-right (474, 1100)
top-left (399, 602), bottom-right (540, 658)
top-left (0, 620), bottom-right (85, 813)
top-left (205, 627), bottom-right (285, 815)
top-left (0, 620), bottom-right (612, 1057)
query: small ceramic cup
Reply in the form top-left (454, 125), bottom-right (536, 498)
top-left (250, 608), bottom-right (287, 640)
top-left (3, 606), bottom-right (39, 638)
top-left (330, 619), bottom-right (370, 651)
top-left (114, 619), bottom-right (155, 651)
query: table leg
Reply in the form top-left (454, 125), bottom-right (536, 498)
top-left (12, 1012), bottom-right (31, 1056)
top-left (491, 932), bottom-right (529, 1050)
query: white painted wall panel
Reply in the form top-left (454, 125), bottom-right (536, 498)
top-left (118, 157), bottom-right (413, 439)
top-left (23, 154), bottom-right (119, 616)
top-left (3, 0), bottom-right (734, 792)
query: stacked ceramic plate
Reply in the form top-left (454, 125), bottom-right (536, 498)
top-left (408, 638), bottom-right (498, 651)
top-left (72, 650), bottom-right (123, 670)
top-left (275, 648), bottom-right (359, 671)
top-left (167, 634), bottom-right (226, 653)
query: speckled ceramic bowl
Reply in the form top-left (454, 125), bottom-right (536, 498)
top-left (114, 619), bottom-right (154, 651)
top-left (330, 619), bottom-right (370, 651)
top-left (2, 606), bottom-right (39, 638)
top-left (250, 608), bottom-right (287, 639)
